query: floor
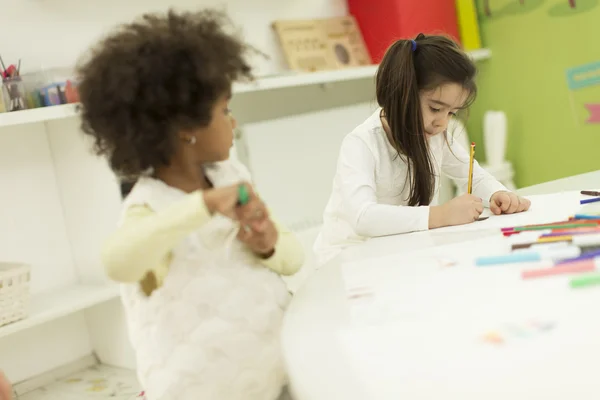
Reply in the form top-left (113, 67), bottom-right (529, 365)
top-left (19, 365), bottom-right (142, 400)
top-left (17, 364), bottom-right (294, 399)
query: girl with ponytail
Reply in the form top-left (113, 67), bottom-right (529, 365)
top-left (315, 34), bottom-right (530, 265)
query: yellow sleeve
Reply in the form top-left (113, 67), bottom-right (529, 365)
top-left (259, 217), bottom-right (305, 276)
top-left (101, 191), bottom-right (211, 283)
top-left (102, 190), bottom-right (304, 283)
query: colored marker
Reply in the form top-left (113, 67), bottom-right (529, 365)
top-left (581, 190), bottom-right (600, 196)
top-left (540, 227), bottom-right (600, 238)
top-left (512, 233), bottom-right (600, 250)
top-left (509, 230), bottom-right (551, 245)
top-left (236, 183), bottom-right (249, 206)
top-left (580, 197), bottom-right (600, 205)
top-left (475, 246), bottom-right (581, 267)
top-left (570, 272), bottom-right (600, 288)
top-left (522, 257), bottom-right (600, 280)
top-left (501, 220), bottom-right (600, 233)
top-left (556, 248), bottom-right (600, 264)
top-left (573, 214), bottom-right (600, 220)
top-left (515, 223), bottom-right (598, 232)
top-left (502, 222), bottom-right (600, 235)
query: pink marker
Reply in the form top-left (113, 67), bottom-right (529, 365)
top-left (521, 257), bottom-right (600, 280)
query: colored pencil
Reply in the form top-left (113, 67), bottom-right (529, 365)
top-left (467, 142), bottom-right (475, 194)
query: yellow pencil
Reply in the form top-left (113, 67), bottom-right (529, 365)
top-left (467, 142), bottom-right (475, 194)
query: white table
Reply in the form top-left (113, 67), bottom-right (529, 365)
top-left (282, 171), bottom-right (600, 400)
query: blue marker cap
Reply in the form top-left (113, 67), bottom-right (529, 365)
top-left (476, 251), bottom-right (541, 267)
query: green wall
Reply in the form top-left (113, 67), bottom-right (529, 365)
top-left (467, 0), bottom-right (600, 188)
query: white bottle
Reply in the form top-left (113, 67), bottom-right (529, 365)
top-left (483, 111), bottom-right (507, 167)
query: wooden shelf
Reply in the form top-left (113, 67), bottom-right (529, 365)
top-left (0, 48), bottom-right (492, 128)
top-left (0, 283), bottom-right (120, 339)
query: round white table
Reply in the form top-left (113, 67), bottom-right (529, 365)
top-left (282, 171), bottom-right (600, 400)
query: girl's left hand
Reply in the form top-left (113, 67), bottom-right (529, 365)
top-left (236, 195), bottom-right (278, 257)
top-left (490, 191), bottom-right (531, 215)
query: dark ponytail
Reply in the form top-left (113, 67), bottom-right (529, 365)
top-left (376, 34), bottom-right (477, 206)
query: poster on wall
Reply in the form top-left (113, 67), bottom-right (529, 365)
top-left (565, 60), bottom-right (600, 125)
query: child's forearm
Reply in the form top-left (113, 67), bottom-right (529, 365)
top-left (348, 202), bottom-right (430, 237)
top-left (259, 219), bottom-right (305, 276)
top-left (102, 191), bottom-right (211, 283)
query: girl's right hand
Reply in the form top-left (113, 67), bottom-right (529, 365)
top-left (430, 194), bottom-right (483, 228)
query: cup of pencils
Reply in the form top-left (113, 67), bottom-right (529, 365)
top-left (1, 57), bottom-right (28, 112)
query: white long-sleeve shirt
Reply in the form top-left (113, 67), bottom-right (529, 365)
top-left (314, 108), bottom-right (507, 265)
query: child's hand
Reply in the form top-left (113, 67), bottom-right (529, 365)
top-left (236, 195), bottom-right (278, 256)
top-left (0, 370), bottom-right (12, 400)
top-left (203, 183), bottom-right (254, 220)
top-left (490, 191), bottom-right (531, 215)
top-left (430, 194), bottom-right (483, 228)
top-left (203, 183), bottom-right (278, 256)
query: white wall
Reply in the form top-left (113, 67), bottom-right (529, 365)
top-left (0, 0), bottom-right (374, 385)
top-left (1, 0), bottom-right (348, 77)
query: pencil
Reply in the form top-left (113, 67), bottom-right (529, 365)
top-left (581, 191), bottom-right (600, 196)
top-left (467, 142), bottom-right (475, 194)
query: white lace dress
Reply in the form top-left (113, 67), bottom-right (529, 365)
top-left (119, 160), bottom-right (291, 400)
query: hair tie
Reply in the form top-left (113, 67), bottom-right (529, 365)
top-left (410, 40), bottom-right (417, 52)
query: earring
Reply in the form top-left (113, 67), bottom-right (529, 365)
top-left (183, 135), bottom-right (197, 145)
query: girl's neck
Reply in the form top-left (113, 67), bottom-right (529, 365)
top-left (154, 161), bottom-right (212, 193)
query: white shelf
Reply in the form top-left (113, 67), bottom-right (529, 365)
top-left (0, 48), bottom-right (491, 129)
top-left (0, 103), bottom-right (79, 128)
top-left (234, 48), bottom-right (492, 94)
top-left (0, 283), bottom-right (120, 339)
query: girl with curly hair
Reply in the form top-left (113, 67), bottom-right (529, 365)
top-left (77, 9), bottom-right (304, 400)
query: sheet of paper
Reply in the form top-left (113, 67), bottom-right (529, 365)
top-left (434, 191), bottom-right (582, 234)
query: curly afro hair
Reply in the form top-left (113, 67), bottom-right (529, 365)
top-left (77, 9), bottom-right (254, 179)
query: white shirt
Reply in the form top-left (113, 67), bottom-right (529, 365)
top-left (314, 109), bottom-right (507, 265)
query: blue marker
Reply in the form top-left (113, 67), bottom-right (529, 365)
top-left (476, 246), bottom-right (581, 267)
top-left (580, 197), bottom-right (600, 205)
top-left (556, 248), bottom-right (600, 265)
top-left (573, 214), bottom-right (600, 220)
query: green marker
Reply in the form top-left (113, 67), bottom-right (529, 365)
top-left (237, 183), bottom-right (249, 206)
top-left (515, 223), bottom-right (598, 232)
top-left (570, 273), bottom-right (600, 289)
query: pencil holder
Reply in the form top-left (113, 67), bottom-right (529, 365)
top-left (0, 262), bottom-right (31, 328)
top-left (0, 90), bottom-right (5, 113)
top-left (2, 77), bottom-right (29, 112)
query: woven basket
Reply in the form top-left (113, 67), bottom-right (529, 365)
top-left (0, 263), bottom-right (31, 328)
